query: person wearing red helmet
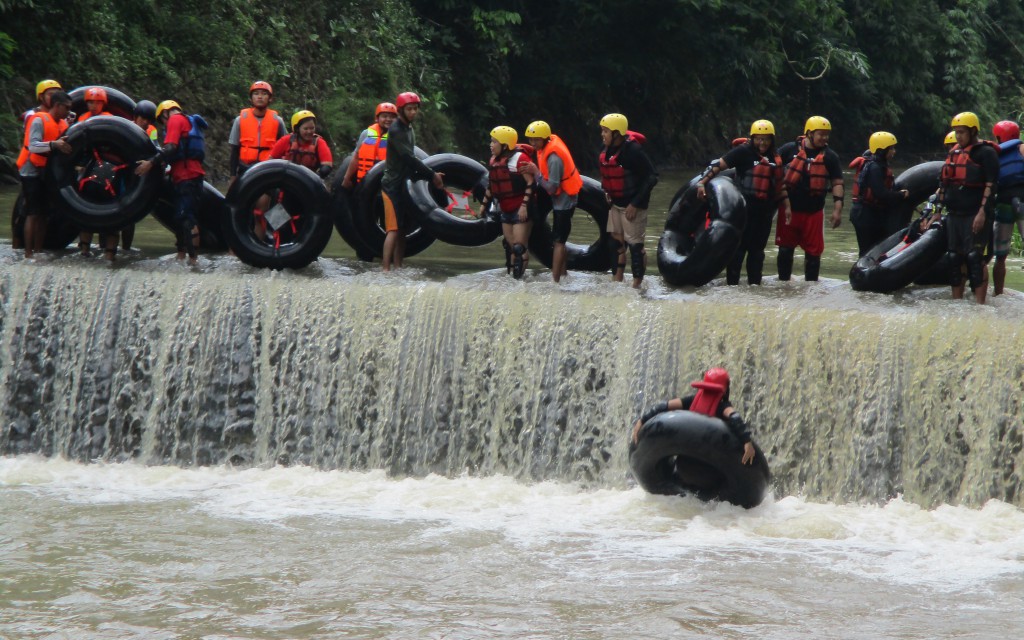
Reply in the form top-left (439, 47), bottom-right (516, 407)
top-left (992, 120), bottom-right (1024, 295)
top-left (76, 87), bottom-right (111, 124)
top-left (341, 102), bottom-right (399, 190)
top-left (631, 367), bottom-right (756, 465)
top-left (228, 80), bottom-right (287, 239)
top-left (380, 91), bottom-right (444, 270)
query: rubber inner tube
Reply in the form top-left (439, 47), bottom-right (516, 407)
top-left (329, 156), bottom-right (377, 261)
top-left (46, 115), bottom-right (164, 232)
top-left (222, 159), bottom-right (333, 269)
top-left (152, 178), bottom-right (229, 252)
top-left (628, 410), bottom-right (770, 509)
top-left (10, 192), bottom-right (79, 251)
top-left (657, 173), bottom-right (746, 287)
top-left (354, 160), bottom-right (435, 259)
top-left (68, 85), bottom-right (136, 121)
top-left (408, 153), bottom-right (495, 247)
top-left (886, 161), bottom-right (944, 235)
top-left (849, 219), bottom-right (948, 293)
top-left (527, 175), bottom-right (613, 272)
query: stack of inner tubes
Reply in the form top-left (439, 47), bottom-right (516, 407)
top-left (657, 172), bottom-right (747, 287)
top-left (68, 85), bottom-right (136, 122)
top-left (223, 159), bottom-right (333, 269)
top-left (330, 157), bottom-right (377, 261)
top-left (527, 175), bottom-right (614, 272)
top-left (407, 153), bottom-right (495, 246)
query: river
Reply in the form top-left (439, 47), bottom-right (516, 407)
top-left (0, 169), bottom-right (1023, 639)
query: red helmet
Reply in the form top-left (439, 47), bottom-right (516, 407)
top-left (84, 87), bottom-right (108, 104)
top-left (249, 80), bottom-right (273, 96)
top-left (702, 368), bottom-right (730, 387)
top-left (395, 92), bottom-right (421, 109)
top-left (375, 102), bottom-right (398, 117)
top-left (993, 120), bottom-right (1020, 144)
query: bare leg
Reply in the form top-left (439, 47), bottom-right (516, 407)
top-left (383, 231), bottom-right (399, 271)
top-left (552, 242), bottom-right (567, 283)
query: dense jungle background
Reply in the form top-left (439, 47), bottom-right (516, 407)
top-left (1, 0), bottom-right (1023, 180)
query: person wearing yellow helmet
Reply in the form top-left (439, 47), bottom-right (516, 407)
top-left (12, 80), bottom-right (65, 251)
top-left (135, 99), bottom-right (207, 264)
top-left (341, 102), bottom-right (399, 190)
top-left (269, 110), bottom-right (333, 177)
top-left (774, 115), bottom-right (844, 281)
top-left (478, 125), bottom-right (536, 279)
top-left (521, 120), bottom-right (583, 283)
top-left (944, 130), bottom-right (957, 151)
top-left (16, 90), bottom-right (72, 259)
top-left (933, 111), bottom-right (1000, 302)
top-left (849, 132), bottom-right (910, 257)
top-left (696, 119), bottom-right (790, 285)
top-left (598, 113), bottom-right (658, 288)
top-left (381, 91), bottom-right (445, 271)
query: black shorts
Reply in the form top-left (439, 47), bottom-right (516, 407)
top-left (552, 207), bottom-right (576, 244)
top-left (946, 213), bottom-right (990, 255)
top-left (20, 175), bottom-right (46, 218)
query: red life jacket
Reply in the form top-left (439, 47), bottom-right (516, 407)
top-left (488, 144), bottom-right (532, 213)
top-left (783, 137), bottom-right (830, 197)
top-left (849, 154), bottom-right (868, 203)
top-left (941, 140), bottom-right (1000, 188)
top-left (859, 161), bottom-right (894, 208)
top-left (742, 151), bottom-right (784, 201)
top-left (285, 133), bottom-right (321, 169)
top-left (599, 144), bottom-right (628, 201)
top-left (688, 381), bottom-right (726, 417)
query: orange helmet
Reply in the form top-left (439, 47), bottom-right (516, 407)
top-left (249, 80), bottom-right (273, 96)
top-left (84, 87), bottom-right (108, 104)
top-left (376, 102), bottom-right (398, 117)
top-left (703, 368), bottom-right (730, 387)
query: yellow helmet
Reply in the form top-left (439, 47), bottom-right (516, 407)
top-left (525, 120), bottom-right (551, 139)
top-left (490, 125), bottom-right (517, 149)
top-left (155, 100), bottom-right (181, 119)
top-left (950, 111), bottom-right (980, 130)
top-left (869, 131), bottom-right (898, 154)
top-left (944, 130), bottom-right (957, 145)
top-left (291, 109), bottom-right (316, 131)
top-left (35, 79), bottom-right (62, 100)
top-left (804, 115), bottom-right (832, 134)
top-left (750, 119), bottom-right (775, 136)
top-left (599, 113), bottom-right (628, 135)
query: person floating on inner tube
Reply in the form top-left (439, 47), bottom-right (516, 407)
top-left (16, 89), bottom-right (73, 260)
top-left (381, 91), bottom-right (444, 271)
top-left (598, 113), bottom-right (658, 289)
top-left (341, 102), bottom-right (397, 191)
top-left (697, 119), bottom-right (789, 285)
top-left (929, 112), bottom-right (999, 304)
top-left (479, 125), bottom-right (536, 279)
top-left (776, 116), bottom-right (844, 281)
top-left (228, 81), bottom-right (287, 239)
top-left (270, 110), bottom-right (333, 177)
top-left (631, 368), bottom-right (756, 465)
top-left (521, 120), bottom-right (583, 283)
top-left (135, 99), bottom-right (206, 265)
top-left (990, 120), bottom-right (1024, 296)
top-left (850, 132), bottom-right (910, 257)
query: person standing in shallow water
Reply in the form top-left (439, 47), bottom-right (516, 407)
top-left (380, 91), bottom-right (444, 271)
top-left (632, 368), bottom-right (755, 465)
top-left (776, 116), bottom-right (844, 281)
top-left (697, 119), bottom-right (789, 285)
top-left (478, 125), bottom-right (535, 279)
top-left (990, 120), bottom-right (1024, 296)
top-left (850, 132), bottom-right (909, 257)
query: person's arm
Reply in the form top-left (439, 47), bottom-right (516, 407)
top-left (864, 163), bottom-right (909, 205)
top-left (974, 147), bottom-right (1000, 233)
top-left (341, 130), bottom-right (369, 189)
top-left (268, 135), bottom-right (289, 160)
top-left (828, 152), bottom-right (844, 228)
top-left (392, 125), bottom-right (442, 186)
top-left (537, 154), bottom-right (564, 195)
top-left (631, 397), bottom-right (684, 443)
top-left (227, 118), bottom-right (242, 182)
top-left (316, 137), bottom-right (333, 178)
top-left (721, 405), bottom-right (755, 465)
top-left (626, 144), bottom-right (659, 212)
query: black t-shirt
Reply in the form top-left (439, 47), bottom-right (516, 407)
top-left (778, 140), bottom-right (843, 212)
top-left (858, 159), bottom-right (904, 212)
top-left (603, 139), bottom-right (659, 208)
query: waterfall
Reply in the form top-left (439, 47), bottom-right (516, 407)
top-left (1, 263), bottom-right (1021, 508)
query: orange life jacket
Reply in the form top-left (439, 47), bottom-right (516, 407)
top-left (145, 124), bottom-right (158, 143)
top-left (16, 111), bottom-right (69, 169)
top-left (742, 151), bottom-right (784, 201)
top-left (941, 141), bottom-right (1000, 188)
top-left (688, 381), bottom-right (726, 417)
top-left (848, 154), bottom-right (868, 203)
top-left (284, 133), bottom-right (321, 170)
top-left (355, 123), bottom-right (388, 180)
top-left (238, 108), bottom-right (280, 164)
top-left (783, 137), bottom-right (830, 197)
top-left (538, 134), bottom-right (582, 197)
top-left (77, 111), bottom-right (111, 123)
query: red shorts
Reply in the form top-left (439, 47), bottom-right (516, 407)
top-left (775, 208), bottom-right (824, 256)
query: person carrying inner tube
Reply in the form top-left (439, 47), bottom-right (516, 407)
top-left (16, 90), bottom-right (73, 260)
top-left (13, 79), bottom-right (64, 250)
top-left (135, 99), bottom-right (205, 265)
top-left (776, 116), bottom-right (844, 281)
top-left (521, 120), bottom-right (583, 283)
top-left (850, 132), bottom-right (910, 257)
top-left (381, 91), bottom-right (444, 271)
top-left (697, 119), bottom-right (789, 285)
top-left (341, 102), bottom-right (397, 190)
top-left (929, 112), bottom-right (999, 303)
top-left (631, 367), bottom-right (755, 465)
top-left (76, 87), bottom-right (119, 258)
top-left (270, 110), bottom-right (333, 176)
top-left (478, 125), bottom-right (536, 279)
top-left (991, 120), bottom-right (1024, 296)
top-left (228, 81), bottom-right (287, 238)
top-left (599, 113), bottom-right (658, 288)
